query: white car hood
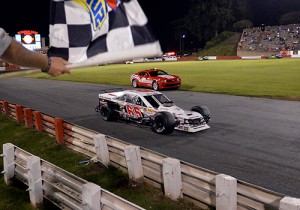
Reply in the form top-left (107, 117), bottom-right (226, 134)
top-left (157, 75), bottom-right (176, 79)
top-left (157, 105), bottom-right (202, 119)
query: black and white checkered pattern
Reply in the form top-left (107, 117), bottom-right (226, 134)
top-left (48, 0), bottom-right (161, 63)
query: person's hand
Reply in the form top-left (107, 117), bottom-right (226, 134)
top-left (47, 57), bottom-right (70, 77)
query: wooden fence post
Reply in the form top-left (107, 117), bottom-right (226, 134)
top-left (216, 174), bottom-right (237, 210)
top-left (124, 145), bottom-right (144, 183)
top-left (24, 108), bottom-right (33, 128)
top-left (0, 100), bottom-right (3, 114)
top-left (82, 182), bottom-right (101, 210)
top-left (162, 157), bottom-right (183, 200)
top-left (2, 143), bottom-right (15, 185)
top-left (93, 134), bottom-right (110, 166)
top-left (280, 197), bottom-right (300, 210)
top-left (27, 156), bottom-right (43, 208)
top-left (54, 118), bottom-right (64, 144)
top-left (3, 100), bottom-right (9, 115)
top-left (33, 111), bottom-right (43, 132)
top-left (15, 105), bottom-right (24, 123)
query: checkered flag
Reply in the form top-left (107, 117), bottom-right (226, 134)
top-left (48, 0), bottom-right (162, 68)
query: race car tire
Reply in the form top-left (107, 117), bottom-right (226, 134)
top-left (152, 81), bottom-right (159, 91)
top-left (132, 79), bottom-right (138, 88)
top-left (151, 112), bottom-right (176, 134)
top-left (100, 106), bottom-right (114, 121)
top-left (191, 106), bottom-right (211, 123)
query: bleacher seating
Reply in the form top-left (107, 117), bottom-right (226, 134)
top-left (238, 24), bottom-right (300, 56)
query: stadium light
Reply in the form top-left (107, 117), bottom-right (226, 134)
top-left (180, 34), bottom-right (186, 52)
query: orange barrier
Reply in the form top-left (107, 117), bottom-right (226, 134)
top-left (15, 105), bottom-right (24, 123)
top-left (282, 55), bottom-right (292, 58)
top-left (33, 111), bottom-right (43, 132)
top-left (24, 108), bottom-right (33, 128)
top-left (177, 56), bottom-right (197, 61)
top-left (216, 56), bottom-right (241, 60)
top-left (3, 101), bottom-right (9, 115)
top-left (0, 100), bottom-right (64, 144)
top-left (54, 118), bottom-right (64, 144)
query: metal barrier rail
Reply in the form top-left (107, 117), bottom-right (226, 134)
top-left (1, 99), bottom-right (300, 210)
top-left (2, 143), bottom-right (145, 210)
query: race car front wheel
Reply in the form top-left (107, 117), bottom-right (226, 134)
top-left (151, 112), bottom-right (176, 134)
top-left (100, 106), bottom-right (113, 121)
top-left (191, 106), bottom-right (210, 123)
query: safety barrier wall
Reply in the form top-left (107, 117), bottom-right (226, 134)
top-left (2, 143), bottom-right (144, 210)
top-left (1, 99), bottom-right (300, 210)
top-left (170, 54), bottom-right (298, 61)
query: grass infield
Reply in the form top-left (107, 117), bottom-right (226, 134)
top-left (26, 59), bottom-right (300, 101)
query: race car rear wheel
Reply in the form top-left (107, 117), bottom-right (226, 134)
top-left (132, 79), bottom-right (138, 88)
top-left (151, 112), bottom-right (176, 134)
top-left (152, 81), bottom-right (159, 91)
top-left (191, 106), bottom-right (210, 123)
top-left (100, 106), bottom-right (113, 121)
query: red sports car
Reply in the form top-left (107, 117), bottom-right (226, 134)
top-left (130, 68), bottom-right (181, 91)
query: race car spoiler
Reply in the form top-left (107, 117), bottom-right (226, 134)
top-left (98, 88), bottom-right (126, 94)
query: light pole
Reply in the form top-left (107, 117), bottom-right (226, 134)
top-left (182, 34), bottom-right (185, 52)
top-left (180, 34), bottom-right (186, 53)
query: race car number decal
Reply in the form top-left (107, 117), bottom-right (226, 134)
top-left (126, 104), bottom-right (143, 118)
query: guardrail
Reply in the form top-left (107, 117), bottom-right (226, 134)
top-left (1, 99), bottom-right (300, 210)
top-left (2, 143), bottom-right (144, 210)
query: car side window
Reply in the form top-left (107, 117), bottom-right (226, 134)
top-left (142, 72), bottom-right (149, 77)
top-left (117, 94), bottom-right (127, 101)
top-left (144, 95), bottom-right (159, 108)
top-left (123, 94), bottom-right (133, 103)
top-left (133, 96), bottom-right (145, 106)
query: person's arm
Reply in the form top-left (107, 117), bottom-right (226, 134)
top-left (1, 39), bottom-right (70, 76)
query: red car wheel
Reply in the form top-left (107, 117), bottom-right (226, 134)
top-left (152, 81), bottom-right (159, 90)
top-left (132, 79), bottom-right (138, 88)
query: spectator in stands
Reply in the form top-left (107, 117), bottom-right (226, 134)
top-left (0, 27), bottom-right (70, 76)
top-left (239, 24), bottom-right (300, 54)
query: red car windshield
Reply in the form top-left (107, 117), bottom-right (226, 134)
top-left (149, 70), bottom-right (168, 77)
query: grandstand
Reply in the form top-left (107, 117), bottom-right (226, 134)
top-left (237, 24), bottom-right (300, 57)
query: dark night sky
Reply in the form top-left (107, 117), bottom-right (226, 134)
top-left (0, 1), bottom-right (51, 37)
top-left (0, 0), bottom-right (187, 51)
top-left (1, 0), bottom-right (300, 51)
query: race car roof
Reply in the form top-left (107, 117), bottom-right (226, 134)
top-left (99, 89), bottom-right (163, 98)
top-left (123, 89), bottom-right (162, 96)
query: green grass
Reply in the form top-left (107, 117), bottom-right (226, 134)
top-left (197, 32), bottom-right (240, 56)
top-left (0, 115), bottom-right (205, 210)
top-left (27, 59), bottom-right (300, 101)
top-left (197, 44), bottom-right (237, 56)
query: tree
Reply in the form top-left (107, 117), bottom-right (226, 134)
top-left (279, 11), bottom-right (300, 25)
top-left (184, 0), bottom-right (247, 45)
top-left (246, 0), bottom-right (300, 26)
top-left (232, 19), bottom-right (253, 32)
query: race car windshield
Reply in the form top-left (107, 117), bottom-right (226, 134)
top-left (144, 95), bottom-right (159, 108)
top-left (149, 70), bottom-right (168, 76)
top-left (153, 94), bottom-right (173, 104)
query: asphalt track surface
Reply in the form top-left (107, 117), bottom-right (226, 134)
top-left (0, 77), bottom-right (300, 198)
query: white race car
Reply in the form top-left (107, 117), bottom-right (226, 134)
top-left (95, 89), bottom-right (210, 134)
